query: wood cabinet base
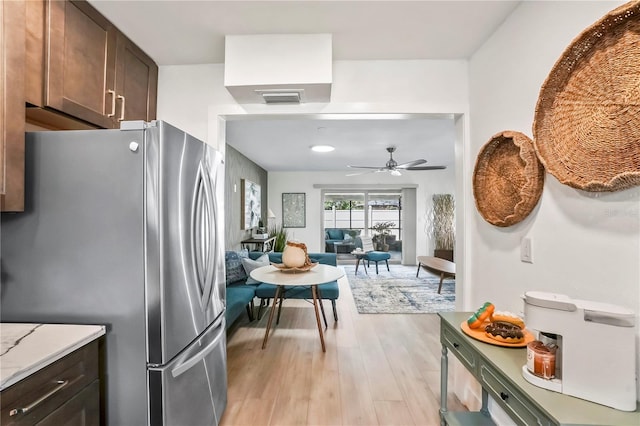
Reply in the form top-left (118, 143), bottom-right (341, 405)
top-left (0, 341), bottom-right (100, 426)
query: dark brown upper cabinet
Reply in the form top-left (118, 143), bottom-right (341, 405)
top-left (113, 32), bottom-right (158, 124)
top-left (3, 0), bottom-right (158, 211)
top-left (33, 0), bottom-right (157, 129)
top-left (1, 0), bottom-right (26, 212)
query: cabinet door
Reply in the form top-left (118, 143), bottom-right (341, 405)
top-left (25, 0), bottom-right (45, 107)
top-left (114, 33), bottom-right (158, 123)
top-left (1, 0), bottom-right (26, 212)
top-left (36, 381), bottom-right (100, 426)
top-left (45, 0), bottom-right (116, 128)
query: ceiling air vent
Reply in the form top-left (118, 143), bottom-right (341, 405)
top-left (255, 89), bottom-right (304, 104)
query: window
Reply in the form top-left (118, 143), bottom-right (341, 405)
top-left (324, 193), bottom-right (365, 232)
top-left (323, 191), bottom-right (402, 252)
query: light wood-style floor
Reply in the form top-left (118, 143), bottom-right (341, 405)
top-left (220, 271), bottom-right (466, 426)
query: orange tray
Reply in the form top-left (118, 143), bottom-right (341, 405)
top-left (460, 321), bottom-right (535, 348)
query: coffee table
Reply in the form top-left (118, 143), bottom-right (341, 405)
top-left (250, 264), bottom-right (344, 352)
top-left (416, 256), bottom-right (456, 294)
top-left (333, 241), bottom-right (355, 254)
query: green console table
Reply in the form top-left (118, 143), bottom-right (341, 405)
top-left (438, 312), bottom-right (640, 426)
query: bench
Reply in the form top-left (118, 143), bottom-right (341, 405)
top-left (225, 251), bottom-right (340, 329)
top-left (416, 255), bottom-right (456, 294)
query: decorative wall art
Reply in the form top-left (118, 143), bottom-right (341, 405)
top-left (241, 179), bottom-right (261, 230)
top-left (533, 1), bottom-right (640, 192)
top-left (473, 131), bottom-right (544, 227)
top-left (282, 193), bottom-right (306, 228)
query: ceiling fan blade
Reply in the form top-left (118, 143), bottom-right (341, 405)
top-left (405, 165), bottom-right (447, 170)
top-left (346, 169), bottom-right (378, 176)
top-left (347, 165), bottom-right (385, 169)
top-left (396, 159), bottom-right (427, 169)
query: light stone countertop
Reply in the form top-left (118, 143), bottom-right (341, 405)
top-left (0, 323), bottom-right (106, 391)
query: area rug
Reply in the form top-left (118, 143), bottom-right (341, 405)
top-left (343, 264), bottom-right (455, 314)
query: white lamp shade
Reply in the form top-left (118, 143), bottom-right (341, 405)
top-left (267, 208), bottom-right (276, 219)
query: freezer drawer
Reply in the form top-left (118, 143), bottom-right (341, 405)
top-left (148, 315), bottom-right (227, 426)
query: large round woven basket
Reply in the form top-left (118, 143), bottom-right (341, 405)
top-left (473, 131), bottom-right (545, 227)
top-left (533, 1), bottom-right (640, 192)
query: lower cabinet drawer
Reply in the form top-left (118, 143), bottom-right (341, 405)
top-left (479, 364), bottom-right (551, 426)
top-left (441, 323), bottom-right (477, 374)
top-left (36, 380), bottom-right (99, 426)
top-left (0, 341), bottom-right (99, 426)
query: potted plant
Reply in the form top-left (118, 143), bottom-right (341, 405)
top-left (268, 224), bottom-right (289, 252)
top-left (427, 194), bottom-right (455, 261)
top-left (370, 221), bottom-right (394, 251)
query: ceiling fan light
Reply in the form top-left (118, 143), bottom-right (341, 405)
top-left (311, 145), bottom-right (335, 153)
top-left (391, 170), bottom-right (402, 176)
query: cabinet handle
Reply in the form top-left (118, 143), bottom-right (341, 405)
top-left (9, 380), bottom-right (69, 416)
top-left (117, 95), bottom-right (126, 121)
top-left (500, 392), bottom-right (509, 401)
top-left (107, 90), bottom-right (116, 117)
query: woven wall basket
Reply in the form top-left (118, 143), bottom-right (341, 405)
top-left (473, 131), bottom-right (545, 227)
top-left (533, 1), bottom-right (640, 192)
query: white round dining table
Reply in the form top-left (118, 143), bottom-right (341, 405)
top-left (250, 264), bottom-right (344, 352)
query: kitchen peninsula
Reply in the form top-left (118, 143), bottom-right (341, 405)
top-left (0, 323), bottom-right (105, 424)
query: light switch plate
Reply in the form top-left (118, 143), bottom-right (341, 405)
top-left (521, 237), bottom-right (533, 263)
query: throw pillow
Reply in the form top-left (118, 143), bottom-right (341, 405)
top-left (241, 254), bottom-right (270, 284)
top-left (327, 229), bottom-right (343, 240)
top-left (343, 234), bottom-right (352, 241)
top-left (225, 250), bottom-right (249, 285)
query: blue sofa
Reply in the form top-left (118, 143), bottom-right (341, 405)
top-left (225, 251), bottom-right (266, 329)
top-left (225, 251), bottom-right (340, 329)
top-left (255, 252), bottom-right (340, 322)
top-left (324, 228), bottom-right (360, 252)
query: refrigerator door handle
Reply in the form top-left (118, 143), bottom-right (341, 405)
top-left (200, 161), bottom-right (217, 311)
top-left (170, 315), bottom-right (224, 378)
top-left (207, 150), bottom-right (226, 315)
top-left (190, 168), bottom-right (204, 293)
top-left (190, 163), bottom-right (213, 309)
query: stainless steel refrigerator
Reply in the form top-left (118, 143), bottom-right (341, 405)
top-left (1, 121), bottom-right (227, 425)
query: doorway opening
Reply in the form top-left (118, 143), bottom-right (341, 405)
top-left (217, 110), bottom-right (467, 308)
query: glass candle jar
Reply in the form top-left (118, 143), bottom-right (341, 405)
top-left (526, 340), bottom-right (557, 379)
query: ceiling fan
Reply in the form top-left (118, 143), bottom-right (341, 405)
top-left (347, 147), bottom-right (446, 176)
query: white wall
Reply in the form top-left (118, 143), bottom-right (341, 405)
top-left (468, 0), bottom-right (639, 418)
top-left (158, 58), bottom-right (469, 270)
top-left (157, 64), bottom-right (228, 143)
top-left (158, 59), bottom-right (469, 144)
top-left (267, 169), bottom-right (455, 257)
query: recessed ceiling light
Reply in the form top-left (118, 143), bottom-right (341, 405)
top-left (311, 145), bottom-right (335, 153)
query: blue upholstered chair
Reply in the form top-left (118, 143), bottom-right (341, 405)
top-left (360, 235), bottom-right (391, 274)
